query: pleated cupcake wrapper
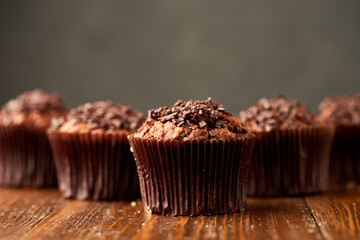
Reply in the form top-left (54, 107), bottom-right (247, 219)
top-left (128, 137), bottom-right (255, 216)
top-left (247, 126), bottom-right (335, 197)
top-left (0, 125), bottom-right (57, 187)
top-left (48, 131), bottom-right (140, 200)
top-left (329, 125), bottom-right (360, 184)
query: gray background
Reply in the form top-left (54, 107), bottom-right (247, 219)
top-left (0, 0), bottom-right (359, 115)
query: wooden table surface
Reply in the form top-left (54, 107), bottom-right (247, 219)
top-left (0, 186), bottom-right (359, 240)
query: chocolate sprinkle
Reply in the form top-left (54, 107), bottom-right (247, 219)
top-left (239, 95), bottom-right (317, 131)
top-left (62, 101), bottom-right (145, 132)
top-left (148, 98), bottom-right (245, 133)
top-left (2, 89), bottom-right (67, 114)
top-left (319, 94), bottom-right (360, 125)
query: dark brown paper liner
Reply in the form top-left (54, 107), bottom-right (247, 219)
top-left (47, 131), bottom-right (140, 200)
top-left (329, 125), bottom-right (360, 184)
top-left (128, 137), bottom-right (255, 216)
top-left (0, 125), bottom-right (57, 187)
top-left (247, 126), bottom-right (335, 197)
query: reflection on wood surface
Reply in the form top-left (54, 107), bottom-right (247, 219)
top-left (0, 187), bottom-right (359, 240)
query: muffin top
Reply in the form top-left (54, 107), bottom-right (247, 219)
top-left (134, 98), bottom-right (251, 140)
top-left (52, 101), bottom-right (145, 134)
top-left (0, 89), bottom-right (68, 128)
top-left (318, 94), bottom-right (360, 126)
top-left (239, 96), bottom-right (319, 132)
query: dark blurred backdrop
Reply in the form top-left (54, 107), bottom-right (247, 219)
top-left (0, 0), bottom-right (359, 114)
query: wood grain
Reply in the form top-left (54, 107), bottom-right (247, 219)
top-left (22, 197), bottom-right (322, 240)
top-left (0, 187), bottom-right (359, 239)
top-left (305, 186), bottom-right (360, 240)
top-left (0, 188), bottom-right (60, 240)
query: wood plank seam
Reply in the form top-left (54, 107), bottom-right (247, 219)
top-left (303, 196), bottom-right (326, 240)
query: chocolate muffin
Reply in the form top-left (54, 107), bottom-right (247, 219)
top-left (239, 96), bottom-right (335, 197)
top-left (47, 101), bottom-right (145, 200)
top-left (318, 94), bottom-right (360, 184)
top-left (0, 89), bottom-right (68, 187)
top-left (129, 98), bottom-right (255, 216)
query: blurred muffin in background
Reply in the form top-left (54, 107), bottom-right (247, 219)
top-left (48, 101), bottom-right (145, 200)
top-left (318, 94), bottom-right (360, 185)
top-left (240, 95), bottom-right (335, 197)
top-left (0, 89), bottom-right (68, 187)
